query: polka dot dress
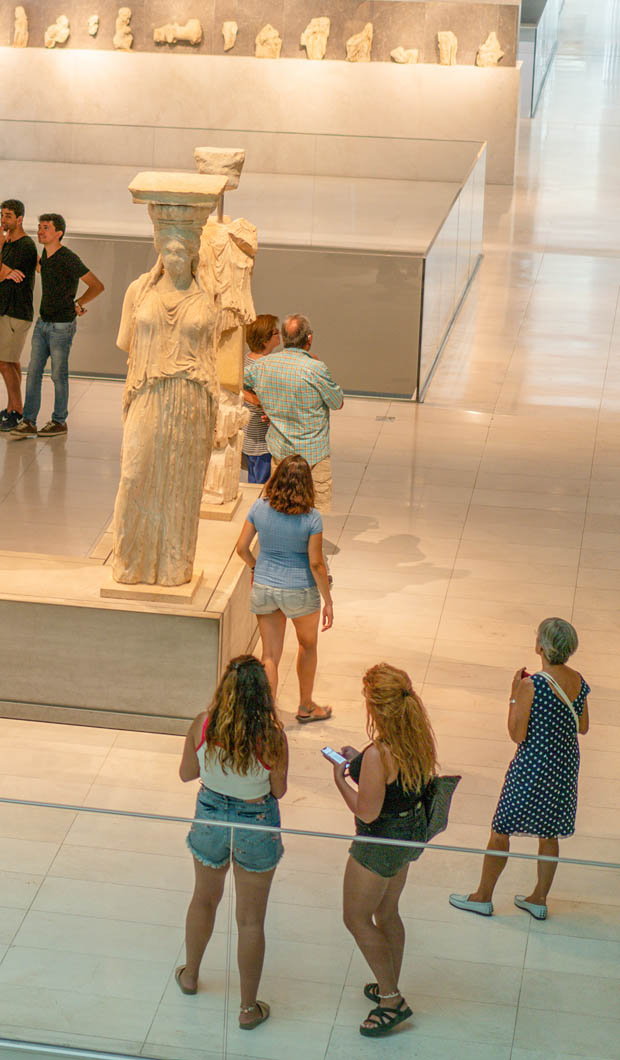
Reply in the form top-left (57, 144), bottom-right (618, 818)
top-left (492, 671), bottom-right (590, 838)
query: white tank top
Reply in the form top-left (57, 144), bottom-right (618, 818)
top-left (197, 719), bottom-right (271, 799)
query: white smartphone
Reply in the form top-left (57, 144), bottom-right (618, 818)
top-left (321, 746), bottom-right (348, 767)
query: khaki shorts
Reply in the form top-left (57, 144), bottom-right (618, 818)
top-left (271, 455), bottom-right (332, 514)
top-left (0, 315), bottom-right (31, 363)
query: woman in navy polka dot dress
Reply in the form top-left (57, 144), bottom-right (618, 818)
top-left (450, 617), bottom-right (590, 921)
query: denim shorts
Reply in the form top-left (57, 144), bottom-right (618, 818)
top-left (251, 582), bottom-right (321, 618)
top-left (187, 786), bottom-right (284, 873)
top-left (349, 804), bottom-right (427, 878)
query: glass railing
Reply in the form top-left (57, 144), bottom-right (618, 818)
top-left (1, 796), bottom-right (619, 1059)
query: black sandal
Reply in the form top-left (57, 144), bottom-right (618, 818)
top-left (359, 998), bottom-right (413, 1037)
top-left (364, 982), bottom-right (379, 1002)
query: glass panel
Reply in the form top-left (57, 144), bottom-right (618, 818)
top-left (1, 799), bottom-right (619, 1060)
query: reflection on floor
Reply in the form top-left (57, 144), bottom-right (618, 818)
top-left (1, 0), bottom-right (620, 1056)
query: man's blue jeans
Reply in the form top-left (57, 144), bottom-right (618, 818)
top-left (23, 318), bottom-right (77, 425)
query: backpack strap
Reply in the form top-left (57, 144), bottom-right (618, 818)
top-left (537, 671), bottom-right (580, 732)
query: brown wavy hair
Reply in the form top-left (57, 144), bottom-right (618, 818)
top-left (265, 454), bottom-right (315, 515)
top-left (247, 314), bottom-right (279, 353)
top-left (205, 655), bottom-right (285, 774)
top-left (363, 663), bottom-right (437, 794)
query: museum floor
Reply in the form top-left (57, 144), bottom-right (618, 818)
top-left (1, 1), bottom-right (620, 1057)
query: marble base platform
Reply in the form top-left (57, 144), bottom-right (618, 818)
top-left (0, 485), bottom-right (261, 734)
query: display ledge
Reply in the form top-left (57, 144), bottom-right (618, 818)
top-left (0, 484), bottom-right (261, 734)
top-left (1, 159), bottom-right (463, 256)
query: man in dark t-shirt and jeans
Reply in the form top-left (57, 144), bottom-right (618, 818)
top-left (11, 212), bottom-right (104, 438)
top-left (0, 198), bottom-right (38, 432)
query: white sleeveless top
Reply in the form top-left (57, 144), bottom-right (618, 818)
top-left (197, 718), bottom-right (271, 799)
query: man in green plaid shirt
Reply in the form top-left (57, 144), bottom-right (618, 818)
top-left (244, 314), bottom-right (343, 512)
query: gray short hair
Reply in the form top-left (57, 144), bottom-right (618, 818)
top-left (282, 314), bottom-right (312, 349)
top-left (537, 617), bottom-right (578, 665)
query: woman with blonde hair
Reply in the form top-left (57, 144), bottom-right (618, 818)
top-left (332, 663), bottom-right (438, 1037)
top-left (236, 454), bottom-right (333, 722)
top-left (177, 655), bottom-right (288, 1030)
top-left (450, 616), bottom-right (590, 921)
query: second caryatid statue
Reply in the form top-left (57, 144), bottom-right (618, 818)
top-left (111, 172), bottom-right (226, 587)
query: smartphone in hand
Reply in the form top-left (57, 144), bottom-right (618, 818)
top-left (321, 746), bottom-right (348, 768)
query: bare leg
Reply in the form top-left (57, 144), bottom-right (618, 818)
top-left (0, 361), bottom-right (23, 414)
top-left (526, 837), bottom-right (559, 904)
top-left (233, 862), bottom-right (276, 1024)
top-left (343, 856), bottom-right (410, 1024)
top-left (257, 610), bottom-right (287, 703)
top-left (374, 866), bottom-right (410, 983)
top-left (179, 857), bottom-right (229, 991)
top-left (469, 830), bottom-right (510, 903)
top-left (291, 610), bottom-right (320, 711)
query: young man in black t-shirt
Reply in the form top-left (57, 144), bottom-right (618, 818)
top-left (0, 198), bottom-right (38, 431)
top-left (11, 212), bottom-right (104, 439)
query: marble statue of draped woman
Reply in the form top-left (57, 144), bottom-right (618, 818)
top-left (112, 242), bottom-right (219, 586)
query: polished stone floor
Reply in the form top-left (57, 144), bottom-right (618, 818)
top-left (1, 1), bottom-right (620, 1057)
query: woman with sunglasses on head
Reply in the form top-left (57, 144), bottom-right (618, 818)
top-left (332, 662), bottom-right (438, 1037)
top-left (177, 654), bottom-right (288, 1030)
top-left (242, 314), bottom-right (280, 484)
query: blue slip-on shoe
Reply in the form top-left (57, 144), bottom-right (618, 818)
top-left (514, 895), bottom-right (547, 920)
top-left (449, 893), bottom-right (493, 916)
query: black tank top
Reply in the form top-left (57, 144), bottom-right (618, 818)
top-left (349, 747), bottom-right (422, 815)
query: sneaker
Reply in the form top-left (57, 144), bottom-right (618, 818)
top-left (0, 408), bottom-right (8, 424)
top-left (38, 420), bottom-right (68, 437)
top-left (0, 411), bottom-right (23, 432)
top-left (10, 419), bottom-right (37, 438)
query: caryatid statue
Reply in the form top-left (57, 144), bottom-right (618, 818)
top-left (111, 172), bottom-right (226, 587)
top-left (194, 148), bottom-right (259, 513)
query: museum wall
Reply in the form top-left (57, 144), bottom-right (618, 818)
top-left (0, 49), bottom-right (520, 182)
top-left (1, 0), bottom-right (519, 64)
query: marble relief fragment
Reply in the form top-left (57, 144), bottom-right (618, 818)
top-left (154, 19), bottom-right (203, 45)
top-left (113, 6), bottom-right (133, 50)
top-left (476, 31), bottom-right (504, 67)
top-left (194, 146), bottom-right (245, 190)
top-left (44, 14), bottom-right (70, 48)
top-left (346, 22), bottom-right (373, 62)
top-left (438, 30), bottom-right (457, 66)
top-left (255, 24), bottom-right (282, 59)
top-left (88, 14), bottom-right (99, 36)
top-left (222, 20), bottom-right (238, 51)
top-left (300, 17), bottom-right (330, 60)
top-left (390, 46), bottom-right (418, 64)
top-left (13, 6), bottom-right (28, 47)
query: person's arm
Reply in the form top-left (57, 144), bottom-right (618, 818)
top-left (179, 714), bottom-right (206, 782)
top-left (116, 280), bottom-right (138, 352)
top-left (333, 743), bottom-right (386, 823)
top-left (0, 263), bottom-right (24, 282)
top-left (315, 363), bottom-right (344, 410)
top-left (508, 670), bottom-right (534, 743)
top-left (579, 699), bottom-right (589, 735)
top-left (307, 531), bottom-right (333, 631)
top-left (74, 270), bottom-right (104, 315)
top-left (269, 734), bottom-right (289, 799)
top-left (236, 519), bottom-right (258, 581)
top-left (243, 388), bottom-right (261, 407)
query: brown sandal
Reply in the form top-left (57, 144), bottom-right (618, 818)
top-left (296, 704), bottom-right (332, 724)
top-left (239, 1000), bottom-right (270, 1030)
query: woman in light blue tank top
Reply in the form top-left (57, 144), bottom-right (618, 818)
top-left (177, 655), bottom-right (288, 1030)
top-left (236, 455), bottom-right (334, 724)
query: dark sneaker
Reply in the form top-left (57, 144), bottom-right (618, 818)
top-left (38, 420), bottom-right (68, 437)
top-left (0, 408), bottom-right (8, 424)
top-left (0, 411), bottom-right (23, 432)
top-left (10, 419), bottom-right (37, 438)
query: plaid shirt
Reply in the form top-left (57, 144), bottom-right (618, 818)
top-left (244, 348), bottom-right (343, 466)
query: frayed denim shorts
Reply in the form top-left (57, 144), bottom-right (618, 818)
top-left (187, 786), bottom-right (284, 873)
top-left (251, 582), bottom-right (321, 618)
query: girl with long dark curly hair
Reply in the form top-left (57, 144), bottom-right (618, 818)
top-left (177, 655), bottom-right (288, 1030)
top-left (236, 454), bottom-right (334, 723)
